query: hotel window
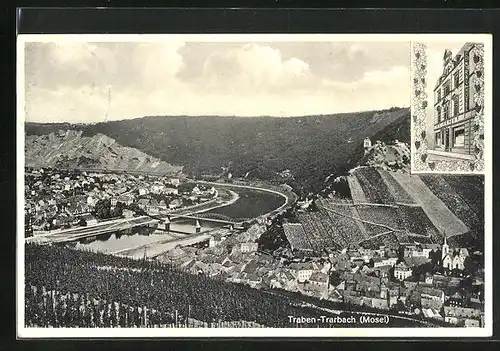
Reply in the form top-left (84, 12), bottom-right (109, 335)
top-left (453, 95), bottom-right (460, 116)
top-left (437, 89), bottom-right (442, 103)
top-left (454, 72), bottom-right (460, 88)
top-left (444, 81), bottom-right (451, 96)
top-left (443, 101), bottom-right (450, 120)
top-left (436, 107), bottom-right (441, 123)
top-left (453, 126), bottom-right (465, 147)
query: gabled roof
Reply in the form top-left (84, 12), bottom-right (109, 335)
top-left (309, 272), bottom-right (328, 283)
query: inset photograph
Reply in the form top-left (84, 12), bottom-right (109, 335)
top-left (411, 41), bottom-right (488, 174)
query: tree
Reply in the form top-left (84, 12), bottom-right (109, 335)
top-left (111, 206), bottom-right (123, 218)
top-left (78, 216), bottom-right (87, 226)
top-left (93, 199), bottom-right (112, 220)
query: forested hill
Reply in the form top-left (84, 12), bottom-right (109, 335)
top-left (25, 107), bottom-right (409, 194)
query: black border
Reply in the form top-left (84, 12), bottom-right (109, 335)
top-left (15, 8), bottom-right (500, 34)
top-left (7, 6), bottom-right (500, 349)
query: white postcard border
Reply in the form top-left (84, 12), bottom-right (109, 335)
top-left (16, 33), bottom-right (493, 338)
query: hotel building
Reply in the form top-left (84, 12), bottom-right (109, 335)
top-left (431, 43), bottom-right (482, 160)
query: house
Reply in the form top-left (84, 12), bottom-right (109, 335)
top-left (363, 137), bottom-right (372, 150)
top-left (443, 306), bottom-right (482, 326)
top-left (411, 245), bottom-right (433, 258)
top-left (87, 196), bottom-right (97, 206)
top-left (80, 213), bottom-right (98, 226)
top-left (421, 297), bottom-right (443, 310)
top-left (158, 247), bottom-right (187, 264)
top-left (403, 256), bottom-right (431, 270)
top-left (66, 202), bottom-right (91, 217)
top-left (308, 272), bottom-right (329, 288)
top-left (164, 188), bottom-right (179, 195)
top-left (394, 262), bottom-right (413, 281)
top-left (169, 198), bottom-right (182, 209)
top-left (117, 194), bottom-right (135, 205)
top-left (447, 291), bottom-right (466, 307)
top-left (191, 186), bottom-right (203, 195)
top-left (151, 183), bottom-right (165, 194)
top-left (388, 287), bottom-right (399, 307)
top-left (424, 272), bottom-right (434, 285)
top-left (415, 285), bottom-right (445, 305)
top-left (373, 256), bottom-right (398, 268)
top-left (138, 188), bottom-right (149, 196)
top-left (122, 209), bottom-right (135, 218)
top-left (246, 273), bottom-right (262, 288)
top-left (372, 298), bottom-right (389, 310)
top-left (289, 262), bottom-right (318, 283)
top-left (240, 242), bottom-right (258, 253)
top-left (209, 234), bottom-right (226, 248)
top-left (422, 308), bottom-right (444, 320)
top-left (137, 198), bottom-right (151, 210)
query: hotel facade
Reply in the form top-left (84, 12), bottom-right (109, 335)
top-left (432, 43), bottom-right (481, 160)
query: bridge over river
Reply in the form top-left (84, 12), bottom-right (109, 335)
top-left (27, 213), bottom-right (242, 245)
top-left (27, 181), bottom-right (292, 258)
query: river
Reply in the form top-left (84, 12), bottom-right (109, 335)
top-left (204, 185), bottom-right (286, 219)
top-left (66, 184), bottom-right (287, 254)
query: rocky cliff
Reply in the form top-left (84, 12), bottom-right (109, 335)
top-left (25, 130), bottom-right (183, 175)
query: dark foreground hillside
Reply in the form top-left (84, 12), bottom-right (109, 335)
top-left (25, 244), bottom-right (433, 328)
top-left (26, 107), bottom-right (409, 194)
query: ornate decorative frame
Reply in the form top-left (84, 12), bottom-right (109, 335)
top-left (411, 42), bottom-right (485, 174)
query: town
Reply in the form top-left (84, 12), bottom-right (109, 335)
top-left (24, 167), bottom-right (217, 235)
top-left (23, 164), bottom-right (485, 328)
top-left (155, 215), bottom-right (485, 328)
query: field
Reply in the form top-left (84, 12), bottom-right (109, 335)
top-left (282, 223), bottom-right (313, 251)
top-left (397, 205), bottom-right (440, 238)
top-left (351, 167), bottom-right (396, 205)
top-left (300, 168), bottom-right (483, 251)
top-left (296, 207), bottom-right (366, 250)
top-left (378, 169), bottom-right (416, 204)
top-left (389, 173), bottom-right (469, 237)
top-left (420, 175), bottom-right (483, 231)
top-left (347, 176), bottom-right (368, 204)
top-left (359, 232), bottom-right (399, 249)
top-left (355, 205), bottom-right (403, 235)
top-left (25, 244), bottom-right (337, 328)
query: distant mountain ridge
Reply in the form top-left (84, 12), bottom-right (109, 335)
top-left (25, 130), bottom-right (183, 175)
top-left (25, 107), bottom-right (410, 194)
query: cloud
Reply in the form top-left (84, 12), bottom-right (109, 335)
top-left (23, 41), bottom-right (410, 122)
top-left (201, 43), bottom-right (311, 94)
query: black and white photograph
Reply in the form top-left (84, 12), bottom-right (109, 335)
top-left (16, 34), bottom-right (492, 338)
top-left (411, 40), bottom-right (490, 174)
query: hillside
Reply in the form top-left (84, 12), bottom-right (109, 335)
top-left (25, 130), bottom-right (183, 175)
top-left (27, 244), bottom-right (400, 328)
top-left (25, 107), bottom-right (409, 194)
top-left (291, 136), bottom-right (484, 252)
top-left (292, 168), bottom-right (485, 253)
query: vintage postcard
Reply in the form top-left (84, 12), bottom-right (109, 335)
top-left (17, 34), bottom-right (492, 338)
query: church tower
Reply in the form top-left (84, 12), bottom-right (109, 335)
top-left (441, 235), bottom-right (449, 260)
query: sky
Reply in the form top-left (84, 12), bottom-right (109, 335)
top-left (23, 40), bottom-right (412, 123)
